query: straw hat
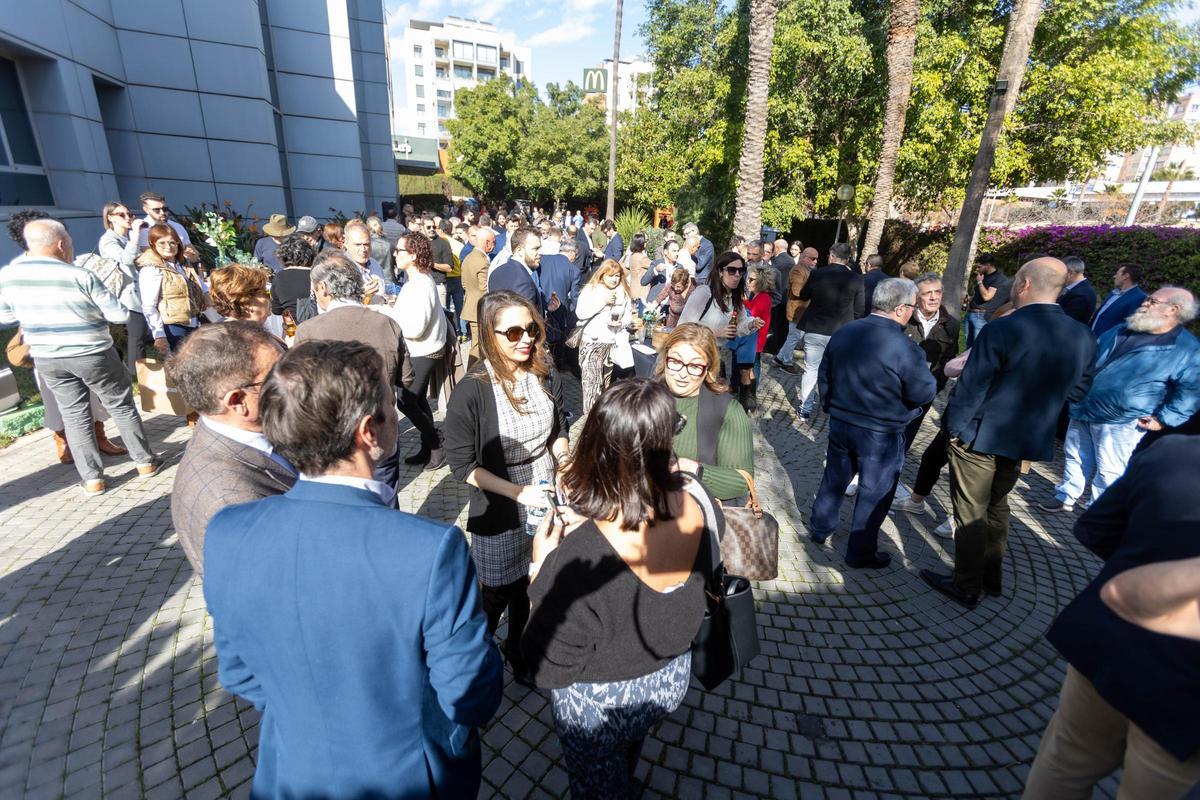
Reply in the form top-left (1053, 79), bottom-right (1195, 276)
top-left (262, 213), bottom-right (296, 237)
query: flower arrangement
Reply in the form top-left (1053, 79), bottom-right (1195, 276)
top-left (180, 201), bottom-right (260, 270)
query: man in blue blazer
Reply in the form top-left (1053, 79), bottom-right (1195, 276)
top-left (1091, 262), bottom-right (1148, 337)
top-left (204, 340), bottom-right (503, 800)
top-left (921, 258), bottom-right (1097, 608)
top-left (539, 231), bottom-right (583, 375)
top-left (1058, 256), bottom-right (1098, 324)
top-left (488, 226), bottom-right (561, 318)
top-left (683, 222), bottom-right (715, 284)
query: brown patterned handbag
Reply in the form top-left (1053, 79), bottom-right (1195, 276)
top-left (718, 468), bottom-right (779, 581)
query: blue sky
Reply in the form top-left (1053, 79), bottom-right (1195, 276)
top-left (384, 0), bottom-right (649, 95)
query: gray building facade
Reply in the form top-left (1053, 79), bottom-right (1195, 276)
top-left (0, 0), bottom-right (394, 260)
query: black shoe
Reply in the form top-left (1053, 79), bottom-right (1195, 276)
top-left (983, 585), bottom-right (1003, 597)
top-left (846, 552), bottom-right (891, 570)
top-left (424, 448), bottom-right (447, 471)
top-left (738, 383), bottom-right (757, 412)
top-left (404, 448), bottom-right (431, 465)
top-left (772, 357), bottom-right (799, 375)
top-left (809, 533), bottom-right (829, 546)
top-left (920, 569), bottom-right (980, 609)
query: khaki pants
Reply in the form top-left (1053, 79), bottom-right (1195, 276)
top-left (948, 438), bottom-right (1022, 596)
top-left (1024, 666), bottom-right (1200, 800)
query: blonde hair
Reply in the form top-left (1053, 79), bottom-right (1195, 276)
top-left (654, 323), bottom-right (729, 394)
top-left (587, 258), bottom-right (630, 296)
top-left (366, 216), bottom-right (384, 237)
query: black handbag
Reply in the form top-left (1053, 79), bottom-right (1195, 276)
top-left (686, 478), bottom-right (761, 690)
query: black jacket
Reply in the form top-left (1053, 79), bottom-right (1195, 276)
top-left (1048, 417), bottom-right (1200, 761)
top-left (1058, 278), bottom-right (1098, 325)
top-left (905, 306), bottom-right (960, 390)
top-left (443, 362), bottom-right (570, 535)
top-left (797, 264), bottom-right (865, 336)
top-left (944, 303), bottom-right (1096, 461)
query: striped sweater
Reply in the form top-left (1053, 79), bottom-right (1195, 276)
top-left (0, 255), bottom-right (130, 358)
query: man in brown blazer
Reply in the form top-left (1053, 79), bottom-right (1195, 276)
top-left (771, 246), bottom-right (818, 373)
top-left (167, 322), bottom-right (295, 578)
top-left (461, 226), bottom-right (495, 362)
top-left (293, 250), bottom-right (410, 489)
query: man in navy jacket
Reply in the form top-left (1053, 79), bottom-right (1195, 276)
top-left (810, 278), bottom-right (937, 569)
top-left (922, 257), bottom-right (1096, 608)
top-left (1058, 256), bottom-right (1099, 324)
top-left (683, 222), bottom-right (715, 284)
top-left (1090, 262), bottom-right (1148, 337)
top-left (539, 231), bottom-right (582, 375)
top-left (1024, 414), bottom-right (1200, 798)
top-left (488, 226), bottom-right (560, 318)
top-left (205, 340), bottom-right (502, 799)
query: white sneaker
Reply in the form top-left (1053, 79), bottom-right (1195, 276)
top-left (893, 482), bottom-right (912, 501)
top-left (933, 518), bottom-right (955, 538)
top-left (844, 474), bottom-right (859, 497)
top-left (892, 496), bottom-right (929, 515)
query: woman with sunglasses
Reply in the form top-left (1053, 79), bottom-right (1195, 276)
top-left (137, 223), bottom-right (208, 352)
top-left (444, 290), bottom-right (570, 686)
top-left (574, 258), bottom-right (634, 415)
top-left (679, 250), bottom-right (764, 377)
top-left (655, 323), bottom-right (754, 500)
top-left (98, 201), bottom-right (147, 377)
top-left (385, 233), bottom-right (448, 469)
top-left (522, 378), bottom-right (714, 798)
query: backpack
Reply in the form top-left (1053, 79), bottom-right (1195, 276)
top-left (75, 253), bottom-right (129, 299)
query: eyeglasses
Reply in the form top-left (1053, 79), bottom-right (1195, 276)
top-left (673, 412), bottom-right (687, 435)
top-left (1145, 297), bottom-right (1173, 307)
top-left (665, 356), bottom-right (708, 377)
top-left (722, 266), bottom-right (746, 275)
top-left (495, 322), bottom-right (540, 342)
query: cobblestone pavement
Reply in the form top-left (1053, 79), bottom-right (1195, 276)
top-left (0, 365), bottom-right (1118, 799)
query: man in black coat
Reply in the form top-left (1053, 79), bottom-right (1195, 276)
top-left (810, 278), bottom-right (937, 568)
top-left (901, 272), bottom-right (959, 450)
top-left (765, 239), bottom-right (796, 355)
top-left (1023, 413), bottom-right (1200, 797)
top-left (1058, 255), bottom-right (1098, 325)
top-left (921, 257), bottom-right (1096, 608)
top-left (792, 242), bottom-right (865, 421)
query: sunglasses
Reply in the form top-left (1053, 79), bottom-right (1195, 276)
top-left (495, 322), bottom-right (540, 343)
top-left (109, 211), bottom-right (130, 218)
top-left (722, 266), bottom-right (746, 275)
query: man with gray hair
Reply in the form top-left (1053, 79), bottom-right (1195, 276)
top-left (294, 250), bottom-right (410, 492)
top-left (0, 218), bottom-right (160, 496)
top-left (1040, 285), bottom-right (1200, 513)
top-left (808, 278), bottom-right (937, 569)
top-left (682, 222), bottom-right (715, 283)
top-left (1057, 255), bottom-right (1098, 325)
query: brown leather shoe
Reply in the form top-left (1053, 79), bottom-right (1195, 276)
top-left (52, 430), bottom-right (73, 464)
top-left (94, 421), bottom-right (128, 456)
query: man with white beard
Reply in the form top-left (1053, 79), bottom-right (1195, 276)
top-left (1040, 286), bottom-right (1200, 513)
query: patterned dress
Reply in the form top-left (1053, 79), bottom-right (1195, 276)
top-left (469, 363), bottom-right (555, 587)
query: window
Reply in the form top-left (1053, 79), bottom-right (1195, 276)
top-left (452, 41), bottom-right (473, 60)
top-left (500, 56), bottom-right (510, 70)
top-left (477, 69), bottom-right (495, 82)
top-left (416, 103), bottom-right (425, 113)
top-left (435, 46), bottom-right (446, 59)
top-left (437, 102), bottom-right (451, 118)
top-left (453, 65), bottom-right (473, 79)
top-left (436, 89), bottom-right (451, 99)
top-left (438, 123), bottom-right (447, 136)
top-left (414, 65), bottom-right (424, 77)
top-left (0, 57), bottom-right (52, 206)
top-left (413, 45), bottom-right (423, 58)
top-left (436, 66), bottom-right (447, 78)
top-left (415, 84), bottom-right (424, 98)
top-left (514, 60), bottom-right (523, 75)
top-left (477, 45), bottom-right (497, 65)
top-left (417, 123), bottom-right (426, 135)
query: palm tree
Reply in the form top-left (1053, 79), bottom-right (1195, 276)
top-left (861, 0), bottom-right (921, 260)
top-left (732, 0), bottom-right (781, 242)
top-left (1153, 162), bottom-right (1196, 222)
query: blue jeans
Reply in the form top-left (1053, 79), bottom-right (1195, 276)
top-left (775, 323), bottom-right (805, 365)
top-left (798, 332), bottom-right (829, 415)
top-left (445, 277), bottom-right (466, 335)
top-left (810, 418), bottom-right (905, 565)
top-left (963, 311), bottom-right (988, 348)
top-left (1056, 419), bottom-right (1145, 506)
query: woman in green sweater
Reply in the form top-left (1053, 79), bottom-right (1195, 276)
top-left (655, 323), bottom-right (754, 499)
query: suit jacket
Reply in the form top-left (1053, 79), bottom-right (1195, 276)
top-left (786, 263), bottom-right (812, 322)
top-left (603, 232), bottom-right (624, 262)
top-left (944, 304), bottom-right (1097, 461)
top-left (695, 236), bottom-right (715, 284)
top-left (294, 305), bottom-right (411, 389)
top-left (460, 249), bottom-right (491, 323)
top-left (1090, 285), bottom-right (1147, 337)
top-left (796, 264), bottom-right (865, 336)
top-left (538, 253), bottom-right (581, 343)
top-left (487, 258), bottom-right (542, 311)
top-left (204, 481), bottom-right (503, 799)
top-left (1048, 417), bottom-right (1200, 761)
top-left (1058, 278), bottom-right (1098, 325)
top-left (861, 269), bottom-right (887, 318)
top-left (170, 421), bottom-right (295, 578)
top-left (574, 228), bottom-right (593, 273)
top-left (905, 306), bottom-right (960, 390)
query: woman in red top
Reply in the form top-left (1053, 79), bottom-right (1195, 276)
top-left (740, 265), bottom-right (774, 410)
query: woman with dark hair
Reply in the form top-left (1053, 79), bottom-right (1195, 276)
top-left (98, 201), bottom-right (147, 375)
top-left (209, 264), bottom-right (272, 324)
top-left (137, 223), bottom-right (208, 352)
top-left (522, 378), bottom-right (714, 798)
top-left (321, 221), bottom-right (344, 252)
top-left (386, 232), bottom-right (448, 468)
top-left (443, 290), bottom-right (570, 686)
top-left (655, 323), bottom-right (754, 500)
top-left (270, 235), bottom-right (316, 318)
top-left (678, 250), bottom-right (763, 375)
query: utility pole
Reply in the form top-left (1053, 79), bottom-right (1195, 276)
top-left (606, 0), bottom-right (623, 219)
top-left (941, 0), bottom-right (1043, 318)
top-left (1124, 145), bottom-right (1160, 226)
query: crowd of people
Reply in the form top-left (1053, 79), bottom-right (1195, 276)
top-left (1, 193), bottom-right (1199, 798)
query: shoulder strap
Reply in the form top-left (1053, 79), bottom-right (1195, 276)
top-left (733, 468), bottom-right (763, 518)
top-left (701, 294), bottom-right (714, 321)
top-left (696, 385), bottom-right (734, 467)
top-left (682, 475), bottom-right (725, 585)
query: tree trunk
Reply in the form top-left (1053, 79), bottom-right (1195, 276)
top-left (732, 0), bottom-right (781, 242)
top-left (860, 0), bottom-right (920, 261)
top-left (1156, 180), bottom-right (1175, 222)
top-left (941, 0), bottom-right (1043, 319)
top-left (606, 0), bottom-right (623, 219)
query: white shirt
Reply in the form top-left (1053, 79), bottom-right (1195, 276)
top-left (916, 308), bottom-right (940, 339)
top-left (319, 298), bottom-right (362, 315)
top-left (201, 416), bottom-right (295, 473)
top-left (380, 270), bottom-right (447, 357)
top-left (298, 474), bottom-right (395, 505)
top-left (137, 218), bottom-right (191, 249)
top-left (1061, 276), bottom-right (1086, 295)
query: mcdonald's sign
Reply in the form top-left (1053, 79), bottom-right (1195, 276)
top-left (582, 68), bottom-right (608, 94)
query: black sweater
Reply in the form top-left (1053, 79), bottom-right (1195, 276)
top-left (270, 267), bottom-right (312, 316)
top-left (443, 361), bottom-right (570, 535)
